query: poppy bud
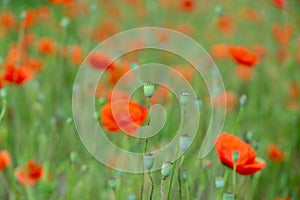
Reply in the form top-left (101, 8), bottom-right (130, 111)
top-left (81, 164), bottom-right (89, 174)
top-left (239, 94), bottom-right (247, 106)
top-left (161, 161), bottom-right (173, 180)
top-left (180, 89), bottom-right (190, 105)
top-left (0, 89), bottom-right (7, 98)
top-left (214, 6), bottom-right (224, 15)
top-left (215, 176), bottom-right (225, 189)
top-left (144, 81), bottom-right (155, 99)
top-left (143, 153), bottom-right (154, 171)
top-left (127, 194), bottom-right (136, 200)
top-left (66, 117), bottom-right (73, 124)
top-left (179, 135), bottom-right (191, 153)
top-left (70, 151), bottom-right (78, 163)
top-left (232, 151), bottom-right (239, 163)
top-left (222, 192), bottom-right (235, 200)
top-left (60, 17), bottom-right (70, 28)
top-left (108, 177), bottom-right (117, 190)
top-left (181, 169), bottom-right (189, 182)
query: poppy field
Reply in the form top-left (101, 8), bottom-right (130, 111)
top-left (0, 0), bottom-right (300, 200)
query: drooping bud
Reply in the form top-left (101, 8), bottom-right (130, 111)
top-left (215, 176), bottom-right (225, 189)
top-left (108, 177), bottom-right (117, 190)
top-left (161, 161), bottom-right (173, 180)
top-left (143, 153), bottom-right (154, 171)
top-left (144, 81), bottom-right (155, 99)
top-left (179, 135), bottom-right (191, 153)
top-left (180, 89), bottom-right (190, 105)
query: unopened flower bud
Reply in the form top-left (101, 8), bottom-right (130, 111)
top-left (215, 176), bottom-right (224, 189)
top-left (108, 177), bottom-right (117, 190)
top-left (180, 89), bottom-right (190, 105)
top-left (222, 192), bottom-right (235, 200)
top-left (181, 169), bottom-right (189, 182)
top-left (214, 6), bottom-right (224, 15)
top-left (239, 94), bottom-right (247, 106)
top-left (127, 194), bottom-right (136, 200)
top-left (144, 81), bottom-right (155, 99)
top-left (232, 151), bottom-right (239, 163)
top-left (60, 17), bottom-right (70, 28)
top-left (70, 151), bottom-right (78, 163)
top-left (179, 135), bottom-right (191, 153)
top-left (161, 161), bottom-right (173, 180)
top-left (81, 164), bottom-right (89, 174)
top-left (195, 98), bottom-right (203, 111)
top-left (143, 153), bottom-right (154, 171)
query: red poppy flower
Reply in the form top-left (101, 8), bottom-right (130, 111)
top-left (15, 160), bottom-right (43, 186)
top-left (229, 46), bottom-right (259, 67)
top-left (101, 99), bottom-right (148, 136)
top-left (3, 65), bottom-right (34, 85)
top-left (37, 37), bottom-right (56, 55)
top-left (217, 14), bottom-right (234, 35)
top-left (179, 0), bottom-right (195, 11)
top-left (273, 0), bottom-right (285, 9)
top-left (0, 150), bottom-right (11, 172)
top-left (215, 132), bottom-right (266, 175)
top-left (210, 44), bottom-right (229, 60)
top-left (88, 51), bottom-right (116, 70)
top-left (272, 23), bottom-right (294, 46)
top-left (268, 144), bottom-right (285, 162)
top-left (0, 11), bottom-right (15, 29)
top-left (236, 65), bottom-right (253, 81)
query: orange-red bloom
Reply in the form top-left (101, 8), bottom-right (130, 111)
top-left (215, 132), bottom-right (266, 175)
top-left (37, 37), bottom-right (56, 55)
top-left (15, 160), bottom-right (43, 186)
top-left (268, 144), bottom-right (285, 162)
top-left (229, 46), bottom-right (259, 67)
top-left (88, 51), bottom-right (116, 70)
top-left (101, 99), bottom-right (148, 136)
top-left (273, 0), bottom-right (285, 9)
top-left (3, 65), bottom-right (34, 85)
top-left (0, 150), bottom-right (11, 172)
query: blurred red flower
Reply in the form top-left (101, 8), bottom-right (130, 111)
top-left (268, 144), bottom-right (285, 162)
top-left (15, 160), bottom-right (43, 186)
top-left (3, 64), bottom-right (34, 85)
top-left (272, 23), bottom-right (294, 46)
top-left (229, 46), bottom-right (259, 67)
top-left (273, 0), bottom-right (285, 9)
top-left (0, 150), bottom-right (11, 172)
top-left (88, 51), bottom-right (116, 70)
top-left (179, 0), bottom-right (195, 11)
top-left (37, 37), bottom-right (56, 55)
top-left (101, 99), bottom-right (148, 136)
top-left (215, 132), bottom-right (266, 175)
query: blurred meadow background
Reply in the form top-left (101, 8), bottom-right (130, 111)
top-left (0, 0), bottom-right (300, 199)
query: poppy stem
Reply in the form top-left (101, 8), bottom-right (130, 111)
top-left (26, 186), bottom-right (35, 200)
top-left (160, 179), bottom-right (166, 200)
top-left (148, 172), bottom-right (154, 200)
top-left (167, 106), bottom-right (186, 200)
top-left (233, 163), bottom-right (237, 194)
top-left (185, 180), bottom-right (190, 200)
top-left (0, 98), bottom-right (7, 124)
top-left (67, 162), bottom-right (76, 200)
top-left (233, 106), bottom-right (244, 135)
top-left (177, 156), bottom-right (185, 200)
top-left (140, 98), bottom-right (151, 200)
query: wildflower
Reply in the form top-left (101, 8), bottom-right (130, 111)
top-left (273, 0), bottom-right (285, 9)
top-left (88, 51), bottom-right (116, 70)
top-left (37, 37), bottom-right (56, 55)
top-left (0, 150), bottom-right (11, 172)
top-left (101, 99), bottom-right (148, 136)
top-left (268, 144), bottom-right (285, 162)
top-left (3, 64), bottom-right (34, 85)
top-left (215, 132), bottom-right (266, 175)
top-left (15, 160), bottom-right (43, 186)
top-left (229, 46), bottom-right (259, 67)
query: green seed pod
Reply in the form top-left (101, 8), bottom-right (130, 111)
top-left (180, 89), bottom-right (190, 105)
top-left (161, 161), bottom-right (173, 180)
top-left (222, 192), bottom-right (235, 200)
top-left (108, 177), bottom-right (117, 190)
top-left (143, 153), bottom-right (155, 171)
top-left (232, 151), bottom-right (239, 163)
top-left (215, 176), bottom-right (224, 189)
top-left (239, 94), bottom-right (247, 106)
top-left (143, 81), bottom-right (155, 99)
top-left (179, 135), bottom-right (191, 153)
top-left (181, 169), bottom-right (189, 182)
top-left (70, 151), bottom-right (78, 163)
